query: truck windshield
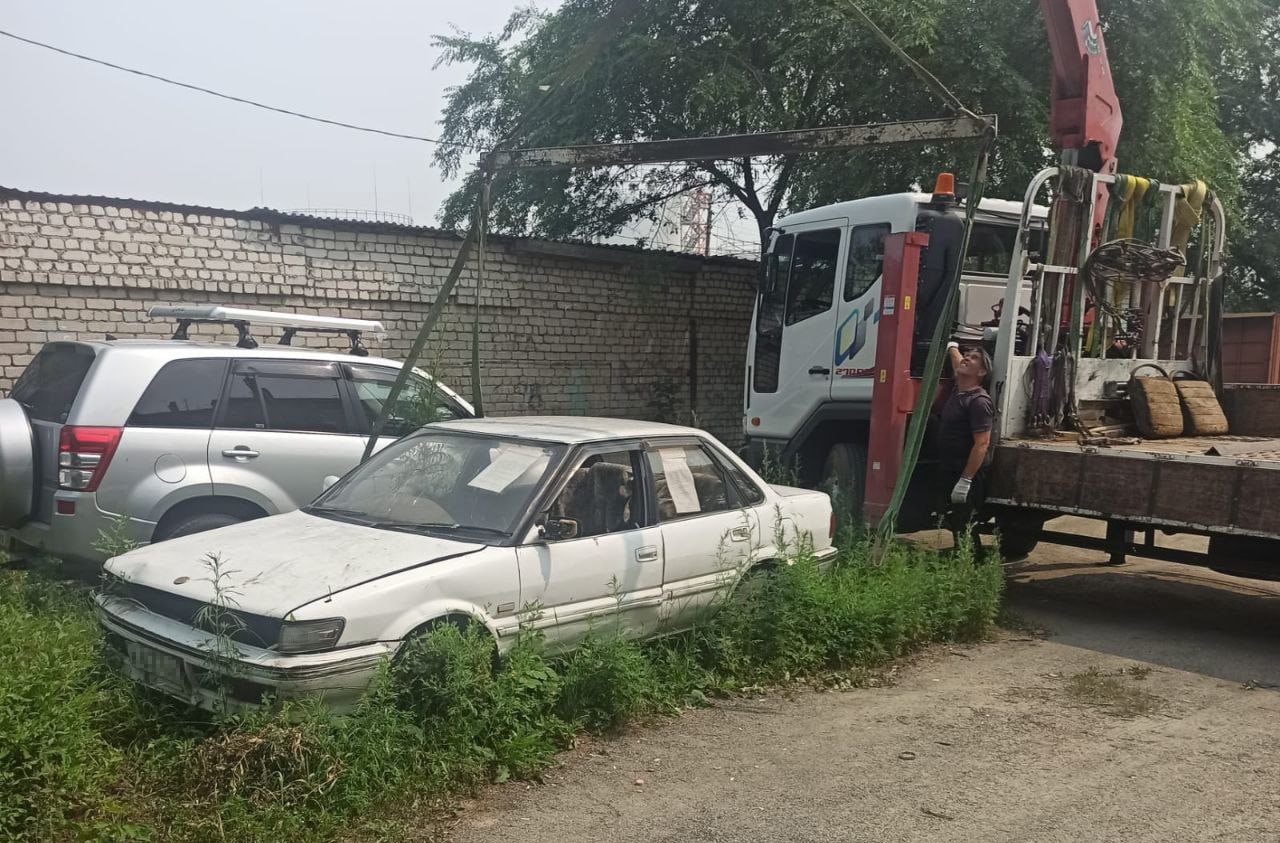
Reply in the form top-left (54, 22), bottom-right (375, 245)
top-left (752, 233), bottom-right (794, 393)
top-left (964, 222), bottom-right (1046, 275)
top-left (306, 430), bottom-right (565, 537)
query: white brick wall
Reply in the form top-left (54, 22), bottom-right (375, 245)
top-left (0, 191), bottom-right (758, 445)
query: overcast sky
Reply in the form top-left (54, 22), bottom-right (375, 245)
top-left (0, 0), bottom-right (549, 225)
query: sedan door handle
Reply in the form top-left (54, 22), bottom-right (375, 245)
top-left (808, 365), bottom-right (831, 376)
top-left (221, 447), bottom-right (260, 460)
top-left (730, 526), bottom-right (751, 542)
top-left (635, 546), bottom-right (660, 563)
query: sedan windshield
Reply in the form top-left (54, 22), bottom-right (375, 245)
top-left (307, 431), bottom-right (563, 537)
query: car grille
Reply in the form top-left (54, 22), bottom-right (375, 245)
top-left (106, 577), bottom-right (282, 649)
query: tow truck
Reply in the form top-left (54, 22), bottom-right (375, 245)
top-left (743, 0), bottom-right (1280, 578)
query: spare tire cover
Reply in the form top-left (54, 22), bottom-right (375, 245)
top-left (0, 399), bottom-right (35, 527)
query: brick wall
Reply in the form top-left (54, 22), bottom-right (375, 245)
top-left (0, 188), bottom-right (757, 445)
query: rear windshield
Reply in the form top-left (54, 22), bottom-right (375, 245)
top-left (10, 343), bottom-right (96, 423)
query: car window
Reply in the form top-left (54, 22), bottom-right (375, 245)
top-left (714, 452), bottom-right (766, 505)
top-left (222, 370), bottom-right (267, 429)
top-left (10, 343), bottom-right (95, 423)
top-left (844, 224), bottom-right (890, 301)
top-left (347, 364), bottom-right (463, 437)
top-left (546, 450), bottom-right (641, 539)
top-left (647, 444), bottom-right (733, 522)
top-left (220, 362), bottom-right (349, 434)
top-left (127, 358), bottom-right (227, 429)
top-left (784, 228), bottom-right (841, 326)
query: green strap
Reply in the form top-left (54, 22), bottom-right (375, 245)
top-left (876, 125), bottom-right (997, 540)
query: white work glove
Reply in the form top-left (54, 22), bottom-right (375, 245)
top-left (947, 341), bottom-right (960, 351)
top-left (950, 476), bottom-right (972, 505)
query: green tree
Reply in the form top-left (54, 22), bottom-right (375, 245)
top-left (434, 0), bottom-right (1276, 290)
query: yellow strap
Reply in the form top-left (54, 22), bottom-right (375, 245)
top-left (1116, 177), bottom-right (1150, 239)
top-left (1171, 179), bottom-right (1206, 277)
top-left (1111, 176), bottom-right (1151, 314)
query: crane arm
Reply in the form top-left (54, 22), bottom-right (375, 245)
top-left (1041, 0), bottom-right (1123, 175)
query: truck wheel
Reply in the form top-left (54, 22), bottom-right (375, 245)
top-left (993, 511), bottom-right (1045, 560)
top-left (821, 442), bottom-right (867, 522)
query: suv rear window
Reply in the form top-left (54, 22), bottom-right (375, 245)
top-left (128, 359), bottom-right (227, 429)
top-left (10, 343), bottom-right (96, 423)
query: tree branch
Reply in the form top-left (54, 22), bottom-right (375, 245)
top-left (766, 157), bottom-right (798, 216)
top-left (698, 160), bottom-right (762, 217)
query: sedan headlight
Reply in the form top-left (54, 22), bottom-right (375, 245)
top-left (278, 618), bottom-right (346, 653)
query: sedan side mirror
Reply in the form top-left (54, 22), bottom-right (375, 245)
top-left (321, 475), bottom-right (340, 494)
top-left (539, 517), bottom-right (580, 542)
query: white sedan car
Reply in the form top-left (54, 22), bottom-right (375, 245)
top-left (95, 417), bottom-right (836, 712)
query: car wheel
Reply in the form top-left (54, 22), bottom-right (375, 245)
top-left (153, 511), bottom-right (244, 542)
top-left (729, 564), bottom-right (776, 609)
top-left (821, 442), bottom-right (867, 523)
top-left (394, 616), bottom-right (500, 673)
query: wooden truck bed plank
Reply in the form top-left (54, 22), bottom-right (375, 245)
top-left (1001, 433), bottom-right (1280, 465)
top-left (989, 440), bottom-right (1280, 537)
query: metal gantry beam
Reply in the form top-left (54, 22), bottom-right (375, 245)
top-left (487, 115), bottom-right (996, 170)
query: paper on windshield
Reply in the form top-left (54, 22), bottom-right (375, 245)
top-left (468, 445), bottom-right (545, 493)
top-left (658, 447), bottom-right (701, 514)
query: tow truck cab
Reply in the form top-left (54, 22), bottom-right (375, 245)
top-left (743, 189), bottom-right (1042, 527)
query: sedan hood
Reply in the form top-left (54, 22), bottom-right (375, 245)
top-left (106, 510), bottom-right (485, 617)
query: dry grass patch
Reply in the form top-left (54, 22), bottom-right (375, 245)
top-left (1066, 667), bottom-right (1162, 717)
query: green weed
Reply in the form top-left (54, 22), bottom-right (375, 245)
top-left (0, 535), bottom-right (1002, 840)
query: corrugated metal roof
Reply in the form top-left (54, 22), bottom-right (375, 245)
top-left (0, 184), bottom-right (757, 268)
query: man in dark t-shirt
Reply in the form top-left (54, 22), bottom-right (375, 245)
top-left (935, 342), bottom-right (995, 558)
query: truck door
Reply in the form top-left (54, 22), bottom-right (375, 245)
top-left (746, 220), bottom-right (846, 441)
top-left (830, 223), bottom-right (891, 403)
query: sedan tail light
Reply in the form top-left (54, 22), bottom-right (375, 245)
top-left (58, 426), bottom-right (123, 492)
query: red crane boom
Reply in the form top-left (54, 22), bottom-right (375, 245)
top-left (1041, 0), bottom-right (1123, 176)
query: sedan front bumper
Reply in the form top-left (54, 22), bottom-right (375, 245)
top-left (94, 593), bottom-right (395, 714)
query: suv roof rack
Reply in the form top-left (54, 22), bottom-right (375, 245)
top-left (147, 305), bottom-right (386, 356)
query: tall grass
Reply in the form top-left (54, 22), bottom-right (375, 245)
top-left (0, 538), bottom-right (1000, 841)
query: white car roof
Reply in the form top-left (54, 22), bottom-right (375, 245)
top-left (430, 416), bottom-right (705, 445)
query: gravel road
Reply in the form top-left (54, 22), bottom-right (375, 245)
top-left (440, 517), bottom-right (1280, 843)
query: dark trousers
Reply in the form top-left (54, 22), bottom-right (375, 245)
top-left (938, 466), bottom-right (987, 558)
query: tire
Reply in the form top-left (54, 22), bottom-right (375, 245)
top-left (993, 511), bottom-right (1045, 560)
top-left (394, 615), bottom-right (499, 672)
top-left (820, 442), bottom-right (867, 523)
top-left (153, 511), bottom-right (244, 542)
top-left (0, 399), bottom-right (35, 528)
top-left (730, 564), bottom-right (775, 608)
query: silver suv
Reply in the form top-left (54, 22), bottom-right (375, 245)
top-left (0, 307), bottom-right (472, 564)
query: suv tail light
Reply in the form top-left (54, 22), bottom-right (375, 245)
top-left (58, 426), bottom-right (123, 492)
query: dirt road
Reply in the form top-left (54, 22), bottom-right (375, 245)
top-left (443, 518), bottom-right (1280, 842)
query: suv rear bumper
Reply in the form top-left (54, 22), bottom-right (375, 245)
top-left (6, 493), bottom-right (154, 565)
top-left (95, 592), bottom-right (393, 714)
